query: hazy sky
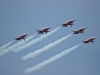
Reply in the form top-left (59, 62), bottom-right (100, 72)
top-left (0, 0), bottom-right (100, 75)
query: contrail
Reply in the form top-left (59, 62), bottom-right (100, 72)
top-left (0, 34), bottom-right (36, 57)
top-left (12, 34), bottom-right (37, 52)
top-left (22, 34), bottom-right (72, 60)
top-left (24, 43), bottom-right (82, 74)
top-left (12, 27), bottom-right (61, 53)
top-left (0, 40), bottom-right (15, 51)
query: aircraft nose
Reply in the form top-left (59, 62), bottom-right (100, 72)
top-left (93, 37), bottom-right (96, 39)
top-left (26, 34), bottom-right (28, 36)
top-left (94, 37), bottom-right (96, 39)
top-left (83, 27), bottom-right (86, 29)
top-left (73, 19), bottom-right (76, 21)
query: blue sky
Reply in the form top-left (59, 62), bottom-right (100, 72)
top-left (0, 0), bottom-right (100, 75)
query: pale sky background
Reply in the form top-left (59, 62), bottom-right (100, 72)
top-left (0, 0), bottom-right (100, 75)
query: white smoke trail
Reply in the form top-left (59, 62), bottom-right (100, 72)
top-left (24, 43), bottom-right (82, 74)
top-left (22, 34), bottom-right (72, 60)
top-left (0, 40), bottom-right (15, 51)
top-left (0, 34), bottom-right (36, 57)
top-left (13, 27), bottom-right (61, 53)
top-left (12, 34), bottom-right (37, 52)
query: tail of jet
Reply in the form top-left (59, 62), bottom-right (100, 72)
top-left (14, 37), bottom-right (19, 40)
top-left (61, 25), bottom-right (68, 27)
top-left (82, 41), bottom-right (88, 44)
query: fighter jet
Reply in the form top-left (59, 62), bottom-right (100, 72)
top-left (73, 27), bottom-right (86, 34)
top-left (61, 19), bottom-right (76, 27)
top-left (82, 37), bottom-right (96, 44)
top-left (36, 27), bottom-right (51, 34)
top-left (14, 34), bottom-right (28, 41)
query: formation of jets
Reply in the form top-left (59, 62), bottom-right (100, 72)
top-left (14, 19), bottom-right (96, 44)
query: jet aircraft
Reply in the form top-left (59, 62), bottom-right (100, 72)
top-left (36, 27), bottom-right (51, 34)
top-left (73, 27), bottom-right (86, 34)
top-left (82, 37), bottom-right (96, 44)
top-left (14, 34), bottom-right (28, 41)
top-left (61, 19), bottom-right (76, 27)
